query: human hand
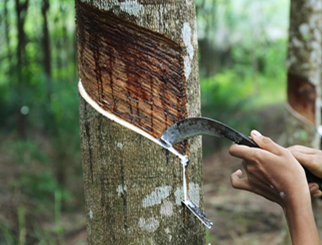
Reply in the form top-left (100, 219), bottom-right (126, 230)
top-left (287, 145), bottom-right (322, 199)
top-left (229, 130), bottom-right (311, 209)
top-left (229, 131), bottom-right (321, 244)
top-left (288, 145), bottom-right (322, 178)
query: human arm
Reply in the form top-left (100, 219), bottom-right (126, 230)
top-left (229, 130), bottom-right (320, 245)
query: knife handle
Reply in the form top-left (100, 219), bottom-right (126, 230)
top-left (238, 133), bottom-right (322, 186)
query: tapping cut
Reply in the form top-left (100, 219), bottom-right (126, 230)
top-left (76, 0), bottom-right (188, 155)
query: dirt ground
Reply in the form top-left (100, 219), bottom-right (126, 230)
top-left (2, 104), bottom-right (322, 244)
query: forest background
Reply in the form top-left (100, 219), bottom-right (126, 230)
top-left (0, 0), bottom-right (292, 244)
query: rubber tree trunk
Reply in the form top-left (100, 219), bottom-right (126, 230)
top-left (75, 1), bottom-right (205, 244)
top-left (286, 0), bottom-right (322, 148)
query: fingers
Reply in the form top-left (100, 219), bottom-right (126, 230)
top-left (288, 145), bottom-right (322, 178)
top-left (312, 191), bottom-right (322, 199)
top-left (230, 169), bottom-right (282, 205)
top-left (230, 169), bottom-right (252, 191)
top-left (229, 142), bottom-right (277, 170)
top-left (289, 150), bottom-right (322, 178)
top-left (309, 183), bottom-right (322, 199)
top-left (229, 142), bottom-right (267, 161)
top-left (229, 130), bottom-right (283, 161)
top-left (229, 143), bottom-right (253, 159)
top-left (250, 130), bottom-right (284, 155)
top-left (288, 145), bottom-right (318, 155)
top-left (290, 151), bottom-right (315, 169)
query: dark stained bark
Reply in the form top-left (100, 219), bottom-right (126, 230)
top-left (76, 0), bottom-right (204, 244)
top-left (287, 73), bottom-right (316, 124)
top-left (286, 0), bottom-right (322, 148)
top-left (76, 5), bottom-right (187, 145)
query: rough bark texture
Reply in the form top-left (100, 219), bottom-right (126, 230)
top-left (76, 0), bottom-right (204, 244)
top-left (286, 0), bottom-right (322, 148)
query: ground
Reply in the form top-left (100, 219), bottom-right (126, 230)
top-left (1, 103), bottom-right (322, 244)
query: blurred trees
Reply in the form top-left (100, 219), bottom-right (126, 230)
top-left (0, 0), bottom-right (82, 243)
top-left (197, 0), bottom-right (289, 149)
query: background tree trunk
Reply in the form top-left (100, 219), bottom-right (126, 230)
top-left (286, 0), bottom-right (322, 148)
top-left (15, 0), bottom-right (29, 139)
top-left (41, 0), bottom-right (52, 107)
top-left (4, 0), bottom-right (11, 66)
top-left (76, 1), bottom-right (205, 244)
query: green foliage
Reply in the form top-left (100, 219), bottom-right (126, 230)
top-left (0, 1), bottom-right (81, 242)
top-left (3, 138), bottom-right (71, 206)
top-left (0, 224), bottom-right (16, 245)
top-left (6, 140), bottom-right (50, 165)
top-left (201, 70), bottom-right (254, 120)
top-left (200, 35), bottom-right (287, 153)
top-left (15, 171), bottom-right (70, 203)
top-left (199, 0), bottom-right (288, 121)
top-left (197, 0), bottom-right (288, 153)
top-left (18, 205), bottom-right (26, 245)
top-left (51, 77), bottom-right (80, 155)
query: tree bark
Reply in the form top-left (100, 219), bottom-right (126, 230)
top-left (286, 0), bottom-right (322, 148)
top-left (76, 0), bottom-right (204, 244)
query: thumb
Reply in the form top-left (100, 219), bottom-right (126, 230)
top-left (251, 130), bottom-right (283, 155)
top-left (230, 169), bottom-right (251, 191)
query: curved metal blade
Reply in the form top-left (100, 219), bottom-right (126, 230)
top-left (161, 117), bottom-right (257, 147)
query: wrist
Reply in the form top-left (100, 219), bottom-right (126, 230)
top-left (283, 188), bottom-right (311, 213)
top-left (283, 193), bottom-right (320, 245)
top-left (284, 196), bottom-right (312, 221)
top-left (280, 179), bottom-right (311, 209)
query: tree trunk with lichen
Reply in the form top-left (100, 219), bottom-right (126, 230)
top-left (75, 0), bottom-right (205, 244)
top-left (285, 2), bottom-right (322, 243)
top-left (286, 0), bottom-right (322, 148)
